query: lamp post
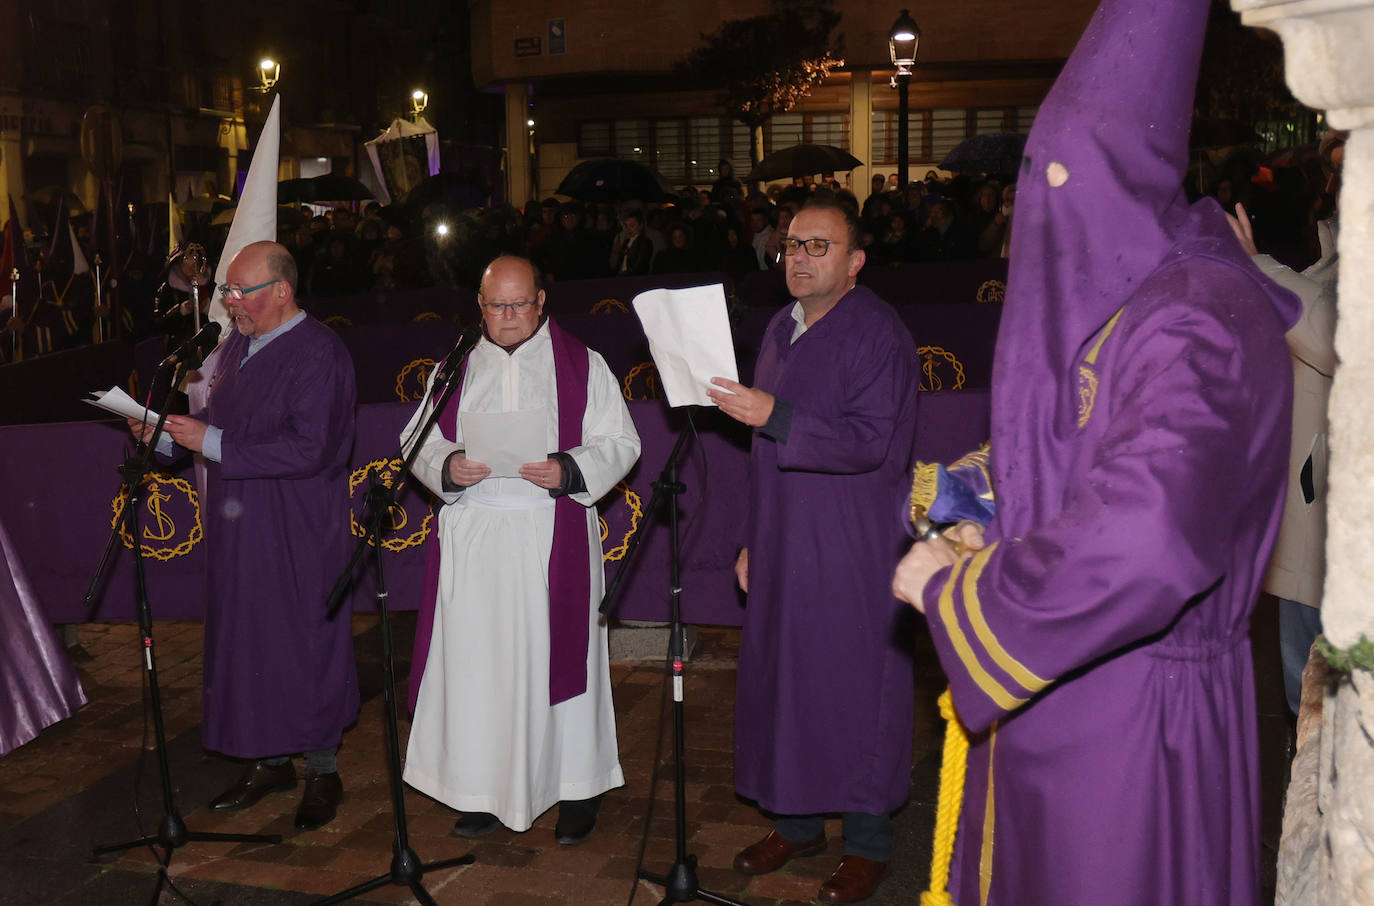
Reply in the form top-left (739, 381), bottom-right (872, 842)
top-left (889, 9), bottom-right (920, 190)
top-left (256, 58), bottom-right (279, 93)
top-left (410, 89), bottom-right (428, 121)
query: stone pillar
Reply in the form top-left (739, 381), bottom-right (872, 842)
top-left (1230, 1), bottom-right (1374, 901)
top-left (849, 73), bottom-right (873, 204)
top-left (505, 83), bottom-right (534, 211)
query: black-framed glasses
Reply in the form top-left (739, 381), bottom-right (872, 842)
top-left (480, 300), bottom-right (537, 315)
top-left (780, 237), bottom-right (835, 258)
top-left (217, 280), bottom-right (283, 301)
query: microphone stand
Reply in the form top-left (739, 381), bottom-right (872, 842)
top-left (601, 407), bottom-right (744, 906)
top-left (86, 353), bottom-right (281, 904)
top-left (313, 352), bottom-right (475, 906)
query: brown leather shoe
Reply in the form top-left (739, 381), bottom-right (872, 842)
top-left (293, 771), bottom-right (343, 831)
top-left (209, 760), bottom-right (297, 812)
top-left (817, 855), bottom-right (888, 903)
top-left (732, 829), bottom-right (828, 874)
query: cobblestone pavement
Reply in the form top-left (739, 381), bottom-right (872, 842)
top-left (2, 602), bottom-right (1287, 905)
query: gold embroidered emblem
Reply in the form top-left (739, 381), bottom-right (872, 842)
top-left (348, 458), bottom-right (434, 551)
top-left (322, 314), bottom-right (353, 327)
top-left (412, 312), bottom-right (442, 322)
top-left (918, 346), bottom-right (967, 392)
top-left (590, 298), bottom-right (629, 315)
top-left (395, 358), bottom-right (438, 401)
top-left (976, 280), bottom-right (1006, 304)
top-left (1076, 364), bottom-right (1098, 428)
top-left (110, 473), bottom-right (203, 560)
top-left (621, 361), bottom-right (663, 401)
top-left (599, 481), bottom-right (644, 562)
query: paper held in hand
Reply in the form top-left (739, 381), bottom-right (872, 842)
top-left (86, 386), bottom-right (161, 423)
top-left (630, 283), bottom-right (739, 408)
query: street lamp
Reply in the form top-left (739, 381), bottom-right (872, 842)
top-left (256, 58), bottom-right (279, 93)
top-left (410, 89), bottom-right (428, 120)
top-left (889, 9), bottom-right (921, 189)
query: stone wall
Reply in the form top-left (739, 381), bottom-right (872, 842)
top-left (1231, 0), bottom-right (1374, 902)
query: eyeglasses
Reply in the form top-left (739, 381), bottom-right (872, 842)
top-left (480, 300), bottom-right (537, 315)
top-left (218, 280), bottom-right (283, 301)
top-left (780, 237), bottom-right (836, 258)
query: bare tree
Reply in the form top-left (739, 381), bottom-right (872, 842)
top-left (678, 0), bottom-right (844, 172)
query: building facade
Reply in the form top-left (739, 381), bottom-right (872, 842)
top-left (469, 0), bottom-right (1100, 206)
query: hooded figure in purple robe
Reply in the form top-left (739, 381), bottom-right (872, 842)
top-left (892, 0), bottom-right (1300, 903)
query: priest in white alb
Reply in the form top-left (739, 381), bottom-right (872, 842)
top-left (401, 255), bottom-right (640, 844)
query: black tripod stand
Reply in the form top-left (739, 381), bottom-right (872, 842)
top-left (86, 356), bottom-right (280, 904)
top-left (312, 334), bottom-right (479, 906)
top-left (601, 409), bottom-right (744, 906)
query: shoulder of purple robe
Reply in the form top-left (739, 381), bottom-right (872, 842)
top-left (217, 318), bottom-right (357, 481)
top-left (773, 290), bottom-right (919, 475)
top-left (922, 257), bottom-right (1293, 733)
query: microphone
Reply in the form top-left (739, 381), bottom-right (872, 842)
top-left (161, 321), bottom-right (221, 368)
top-left (432, 323), bottom-right (483, 391)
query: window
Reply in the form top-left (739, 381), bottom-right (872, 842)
top-left (769, 113), bottom-right (804, 153)
top-left (975, 109), bottom-right (1007, 135)
top-left (578, 121), bottom-right (612, 157)
top-left (1015, 107), bottom-right (1039, 133)
top-left (930, 109), bottom-right (967, 162)
top-left (653, 120), bottom-right (685, 181)
top-left (614, 120), bottom-right (650, 160)
top-left (808, 113), bottom-right (848, 150)
top-left (688, 117), bottom-right (722, 183)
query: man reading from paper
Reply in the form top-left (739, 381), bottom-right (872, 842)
top-left (707, 200), bottom-right (919, 904)
top-left (401, 255), bottom-right (641, 845)
top-left (127, 240), bottom-right (359, 832)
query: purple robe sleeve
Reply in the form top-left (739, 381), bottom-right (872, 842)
top-left (922, 287), bottom-right (1284, 733)
top-left (774, 328), bottom-right (912, 474)
top-left (218, 341), bottom-right (356, 480)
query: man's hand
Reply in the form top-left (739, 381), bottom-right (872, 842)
top-left (893, 524), bottom-right (984, 613)
top-left (734, 547), bottom-right (749, 593)
top-left (163, 415), bottom-right (208, 453)
top-left (126, 416), bottom-right (156, 446)
top-left (448, 453), bottom-right (492, 488)
top-left (708, 378), bottom-right (775, 428)
top-left (519, 458), bottom-right (564, 491)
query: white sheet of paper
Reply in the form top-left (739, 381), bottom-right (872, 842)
top-left (86, 386), bottom-right (161, 423)
top-left (461, 409), bottom-right (548, 478)
top-left (631, 283), bottom-right (739, 408)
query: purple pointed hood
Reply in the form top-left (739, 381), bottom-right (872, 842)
top-left (988, 0), bottom-right (1300, 538)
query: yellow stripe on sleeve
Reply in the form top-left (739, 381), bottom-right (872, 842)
top-left (937, 557), bottom-right (1026, 711)
top-left (959, 544), bottom-right (1050, 698)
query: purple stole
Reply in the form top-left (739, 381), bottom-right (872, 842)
top-left (407, 319), bottom-right (592, 713)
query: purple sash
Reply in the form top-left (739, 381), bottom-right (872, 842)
top-left (408, 319), bottom-right (592, 712)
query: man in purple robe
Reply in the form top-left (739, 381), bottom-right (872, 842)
top-left (709, 200), bottom-right (919, 903)
top-left (891, 1), bottom-right (1300, 903)
top-left (131, 240), bottom-right (359, 831)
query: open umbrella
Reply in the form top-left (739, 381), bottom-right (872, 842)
top-left (212, 205), bottom-right (311, 228)
top-left (403, 172), bottom-right (492, 214)
top-left (938, 132), bottom-right (1028, 178)
top-left (181, 195), bottom-right (234, 215)
top-left (555, 159), bottom-right (676, 203)
top-left (746, 144), bottom-right (864, 183)
top-left (24, 186), bottom-right (86, 215)
top-left (278, 174), bottom-right (374, 203)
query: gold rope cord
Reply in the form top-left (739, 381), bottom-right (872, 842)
top-left (921, 688), bottom-right (970, 906)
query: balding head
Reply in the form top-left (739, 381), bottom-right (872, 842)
top-left (478, 255), bottom-right (545, 348)
top-left (224, 241), bottom-right (300, 338)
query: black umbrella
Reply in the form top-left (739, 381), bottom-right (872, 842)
top-left (746, 144), bottom-right (864, 182)
top-left (277, 174), bottom-right (374, 203)
top-left (938, 132), bottom-right (1028, 178)
top-left (555, 158), bottom-right (676, 203)
top-left (403, 172), bottom-right (492, 213)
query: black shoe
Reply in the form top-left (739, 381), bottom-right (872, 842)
top-left (209, 760), bottom-right (297, 812)
top-left (452, 811), bottom-right (499, 838)
top-left (555, 795), bottom-right (602, 845)
top-left (294, 771), bottom-right (343, 831)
